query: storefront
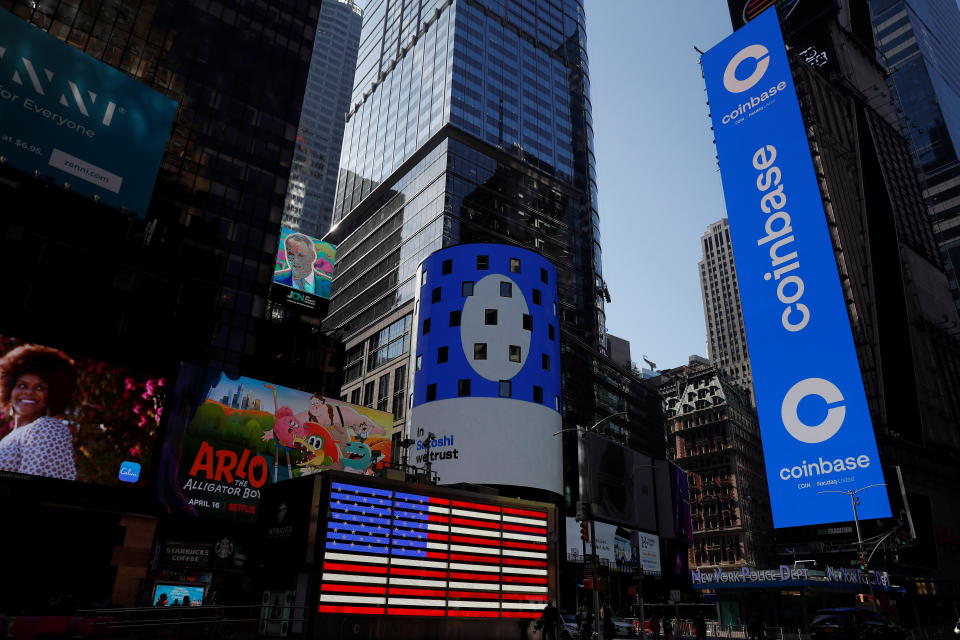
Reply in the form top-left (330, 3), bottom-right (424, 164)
top-left (691, 565), bottom-right (906, 630)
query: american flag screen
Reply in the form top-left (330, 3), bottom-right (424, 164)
top-left (318, 481), bottom-right (552, 618)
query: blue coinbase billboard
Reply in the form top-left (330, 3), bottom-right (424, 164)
top-left (0, 9), bottom-right (176, 216)
top-left (702, 8), bottom-right (891, 527)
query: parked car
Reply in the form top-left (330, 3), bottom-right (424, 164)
top-left (613, 618), bottom-right (637, 637)
top-left (561, 614), bottom-right (581, 640)
top-left (810, 608), bottom-right (904, 640)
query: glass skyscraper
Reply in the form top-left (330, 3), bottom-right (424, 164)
top-left (324, 0), bottom-right (662, 503)
top-left (870, 0), bottom-right (960, 308)
top-left (283, 0), bottom-right (363, 237)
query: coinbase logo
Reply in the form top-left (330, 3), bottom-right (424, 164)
top-left (780, 378), bottom-right (846, 444)
top-left (723, 44), bottom-right (770, 93)
top-left (118, 461), bottom-right (141, 483)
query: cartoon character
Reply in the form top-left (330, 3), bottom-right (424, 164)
top-left (293, 423), bottom-right (341, 474)
top-left (263, 406), bottom-right (305, 449)
top-left (261, 384), bottom-right (306, 481)
top-left (341, 440), bottom-right (373, 474)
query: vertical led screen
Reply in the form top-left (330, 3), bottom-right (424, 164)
top-left (702, 8), bottom-right (890, 527)
top-left (271, 226), bottom-right (337, 311)
top-left (0, 9), bottom-right (177, 216)
top-left (158, 366), bottom-right (393, 520)
top-left (408, 244), bottom-right (563, 494)
top-left (318, 481), bottom-right (551, 618)
top-left (0, 335), bottom-right (165, 486)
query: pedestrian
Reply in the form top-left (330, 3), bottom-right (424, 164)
top-left (694, 613), bottom-right (707, 640)
top-left (601, 603), bottom-right (616, 640)
top-left (651, 616), bottom-right (662, 639)
top-left (747, 611), bottom-right (765, 640)
top-left (578, 605), bottom-right (595, 639)
top-left (664, 616), bottom-right (675, 640)
top-left (539, 600), bottom-right (561, 640)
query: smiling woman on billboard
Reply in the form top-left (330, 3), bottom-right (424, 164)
top-left (0, 344), bottom-right (78, 479)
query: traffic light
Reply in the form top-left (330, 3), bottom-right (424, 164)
top-left (856, 554), bottom-right (867, 570)
top-left (580, 521), bottom-right (591, 542)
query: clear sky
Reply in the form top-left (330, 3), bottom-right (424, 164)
top-left (587, 1), bottom-right (735, 370)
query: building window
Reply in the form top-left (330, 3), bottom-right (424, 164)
top-left (458, 379), bottom-right (471, 397)
top-left (500, 281), bottom-right (512, 297)
top-left (533, 289), bottom-right (542, 305)
top-left (416, 355), bottom-right (422, 371)
top-left (474, 343), bottom-right (487, 360)
top-left (442, 259), bottom-right (453, 274)
top-left (509, 345), bottom-right (522, 362)
top-left (423, 318), bottom-right (431, 335)
top-left (432, 287), bottom-right (441, 303)
top-left (477, 254), bottom-right (489, 270)
top-left (462, 281), bottom-right (474, 296)
top-left (548, 324), bottom-right (555, 340)
top-left (540, 267), bottom-right (548, 284)
top-left (366, 315), bottom-right (413, 372)
top-left (555, 396), bottom-right (561, 412)
top-left (426, 384), bottom-right (437, 401)
top-left (542, 354), bottom-right (550, 369)
top-left (523, 314), bottom-right (533, 330)
top-left (421, 271), bottom-right (428, 286)
top-left (363, 381), bottom-right (375, 408)
top-left (510, 258), bottom-right (521, 273)
top-left (485, 309), bottom-right (498, 325)
top-left (499, 380), bottom-right (512, 397)
top-left (392, 365), bottom-right (407, 420)
top-left (533, 385), bottom-right (543, 403)
top-left (437, 346), bottom-right (448, 363)
top-left (377, 373), bottom-right (391, 412)
top-left (350, 387), bottom-right (361, 405)
top-left (450, 310), bottom-right (461, 326)
top-left (344, 343), bottom-right (365, 383)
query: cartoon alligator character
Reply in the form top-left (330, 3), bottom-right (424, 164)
top-left (293, 422), bottom-right (341, 473)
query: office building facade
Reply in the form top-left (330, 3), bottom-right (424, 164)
top-left (698, 219), bottom-right (754, 405)
top-left (0, 0), bottom-right (333, 610)
top-left (870, 0), bottom-right (960, 310)
top-left (323, 0), bottom-right (667, 507)
top-left (283, 0), bottom-right (363, 237)
top-left (655, 356), bottom-right (772, 569)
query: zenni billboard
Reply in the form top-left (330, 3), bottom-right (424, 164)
top-left (702, 8), bottom-right (890, 527)
top-left (0, 9), bottom-right (176, 216)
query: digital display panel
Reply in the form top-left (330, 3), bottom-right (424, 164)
top-left (702, 8), bottom-right (890, 527)
top-left (272, 226), bottom-right (337, 310)
top-left (159, 366), bottom-right (393, 521)
top-left (0, 9), bottom-right (176, 216)
top-left (318, 481), bottom-right (551, 618)
top-left (409, 244), bottom-right (563, 494)
top-left (152, 584), bottom-right (205, 607)
top-left (0, 335), bottom-right (165, 486)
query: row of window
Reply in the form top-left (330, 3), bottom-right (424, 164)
top-left (415, 343), bottom-right (552, 368)
top-left (432, 254), bottom-right (550, 283)
top-left (429, 280), bottom-right (552, 308)
top-left (343, 364), bottom-right (409, 421)
top-left (425, 379), bottom-right (546, 403)
top-left (424, 310), bottom-right (537, 331)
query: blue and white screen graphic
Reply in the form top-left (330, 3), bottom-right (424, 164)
top-left (0, 9), bottom-right (176, 216)
top-left (409, 244), bottom-right (563, 494)
top-left (702, 8), bottom-right (890, 527)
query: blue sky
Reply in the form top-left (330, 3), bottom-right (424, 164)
top-left (587, 1), bottom-right (734, 370)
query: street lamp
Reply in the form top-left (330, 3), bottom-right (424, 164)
top-left (816, 484), bottom-right (887, 559)
top-left (553, 410), bottom-right (631, 638)
top-left (818, 483), bottom-right (887, 602)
